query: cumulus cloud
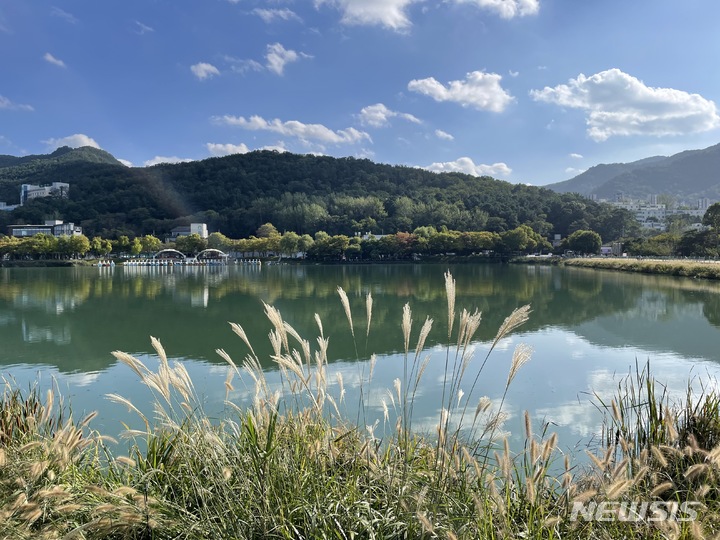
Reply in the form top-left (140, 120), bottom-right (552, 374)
top-left (434, 129), bottom-right (454, 140)
top-left (143, 156), bottom-right (194, 166)
top-left (569, 153), bottom-right (583, 159)
top-left (0, 95), bottom-right (33, 111)
top-left (215, 114), bottom-right (372, 145)
top-left (44, 134), bottom-right (100, 150)
top-left (191, 62), bottom-right (220, 80)
top-left (452, 0), bottom-right (539, 18)
top-left (408, 71), bottom-right (514, 112)
top-left (44, 52), bottom-right (66, 68)
top-left (252, 8), bottom-right (302, 23)
top-left (565, 167), bottom-right (586, 176)
top-left (315, 0), bottom-right (417, 31)
top-left (206, 142), bottom-right (250, 156)
top-left (117, 158), bottom-right (133, 167)
top-left (265, 43), bottom-right (310, 75)
top-left (425, 157), bottom-right (511, 178)
top-left (530, 68), bottom-right (720, 141)
top-left (358, 103), bottom-right (420, 127)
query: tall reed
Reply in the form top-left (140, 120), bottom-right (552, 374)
top-left (3, 272), bottom-right (720, 538)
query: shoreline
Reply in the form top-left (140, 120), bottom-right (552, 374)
top-left (512, 255), bottom-right (720, 280)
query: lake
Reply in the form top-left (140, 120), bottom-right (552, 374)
top-left (2, 263), bottom-right (720, 455)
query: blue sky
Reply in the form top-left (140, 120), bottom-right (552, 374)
top-left (1, 0), bottom-right (719, 185)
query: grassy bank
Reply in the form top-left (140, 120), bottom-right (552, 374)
top-left (2, 272), bottom-right (719, 539)
top-left (0, 260), bottom-right (91, 268)
top-left (515, 256), bottom-right (720, 281)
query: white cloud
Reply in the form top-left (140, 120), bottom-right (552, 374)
top-left (569, 153), bottom-right (583, 159)
top-left (117, 158), bottom-right (133, 167)
top-left (0, 95), bottom-right (33, 112)
top-left (215, 114), bottom-right (372, 145)
top-left (44, 134), bottom-right (100, 150)
top-left (452, 0), bottom-right (539, 19)
top-left (0, 20), bottom-right (9, 34)
top-left (425, 157), bottom-right (511, 178)
top-left (265, 43), bottom-right (310, 75)
top-left (509, 70), bottom-right (519, 78)
top-left (51, 7), bottom-right (78, 24)
top-left (261, 143), bottom-right (288, 153)
top-left (530, 68), bottom-right (720, 141)
top-left (206, 142), bottom-right (250, 156)
top-left (565, 167), bottom-right (586, 176)
top-left (358, 103), bottom-right (421, 127)
top-left (143, 156), bottom-right (194, 166)
top-left (225, 56), bottom-right (264, 74)
top-left (252, 8), bottom-right (302, 23)
top-left (434, 129), bottom-right (454, 140)
top-left (44, 52), bottom-right (66, 68)
top-left (135, 21), bottom-right (154, 34)
top-left (191, 62), bottom-right (220, 80)
top-left (408, 71), bottom-right (514, 112)
top-left (315, 0), bottom-right (417, 31)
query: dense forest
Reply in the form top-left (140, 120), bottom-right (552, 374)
top-left (0, 147), bottom-right (639, 241)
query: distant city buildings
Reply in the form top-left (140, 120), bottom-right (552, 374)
top-left (604, 193), bottom-right (712, 232)
top-left (8, 220), bottom-right (83, 238)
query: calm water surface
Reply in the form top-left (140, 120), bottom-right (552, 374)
top-left (2, 263), bottom-right (720, 454)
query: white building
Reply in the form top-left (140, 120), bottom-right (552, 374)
top-left (0, 201), bottom-right (19, 211)
top-left (8, 220), bottom-right (82, 238)
top-left (611, 201), bottom-right (667, 230)
top-left (168, 222), bottom-right (209, 241)
top-left (20, 182), bottom-right (70, 205)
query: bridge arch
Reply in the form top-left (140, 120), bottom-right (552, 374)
top-left (153, 248), bottom-right (186, 260)
top-left (196, 248), bottom-right (229, 260)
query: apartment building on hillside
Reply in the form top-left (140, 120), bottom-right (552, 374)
top-left (20, 182), bottom-right (70, 205)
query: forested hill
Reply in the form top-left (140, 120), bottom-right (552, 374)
top-left (0, 148), bottom-right (635, 241)
top-left (0, 146), bottom-right (122, 174)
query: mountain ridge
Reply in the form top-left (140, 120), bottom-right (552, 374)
top-left (545, 142), bottom-right (720, 201)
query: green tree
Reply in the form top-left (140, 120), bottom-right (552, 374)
top-left (91, 236), bottom-right (103, 256)
top-left (100, 238), bottom-right (113, 256)
top-left (297, 234), bottom-right (314, 258)
top-left (501, 226), bottom-right (534, 253)
top-left (460, 231), bottom-right (499, 253)
top-left (29, 234), bottom-right (58, 259)
top-left (175, 233), bottom-right (207, 255)
top-left (566, 230), bottom-right (602, 255)
top-left (207, 232), bottom-right (231, 251)
top-left (279, 231), bottom-right (300, 258)
top-left (130, 237), bottom-right (142, 256)
top-left (140, 234), bottom-right (162, 254)
top-left (256, 223), bottom-right (280, 238)
top-left (70, 235), bottom-right (91, 258)
top-left (702, 203), bottom-right (720, 230)
top-left (90, 236), bottom-right (113, 257)
top-left (114, 235), bottom-right (131, 255)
